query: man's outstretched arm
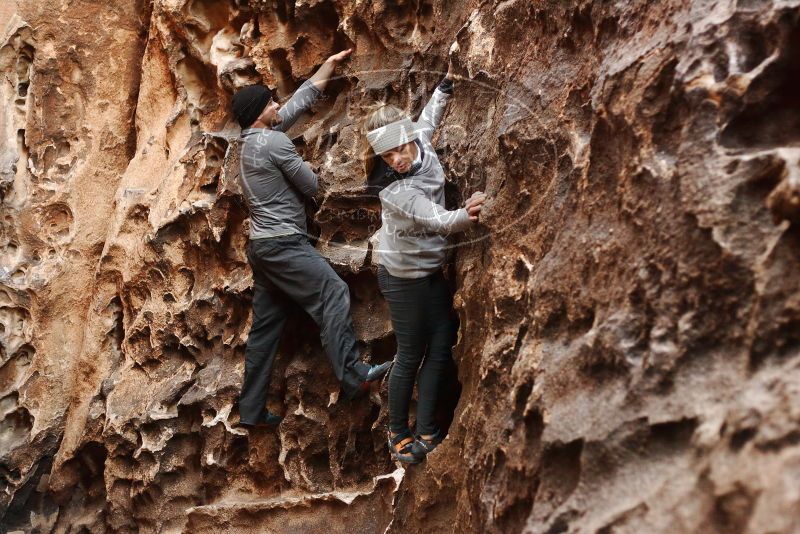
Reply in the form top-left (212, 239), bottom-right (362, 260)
top-left (270, 131), bottom-right (318, 197)
top-left (273, 48), bottom-right (352, 133)
top-left (308, 48), bottom-right (352, 92)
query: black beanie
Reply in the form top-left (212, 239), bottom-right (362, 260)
top-left (231, 85), bottom-right (273, 129)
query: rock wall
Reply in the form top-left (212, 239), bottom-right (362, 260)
top-left (1, 0), bottom-right (799, 532)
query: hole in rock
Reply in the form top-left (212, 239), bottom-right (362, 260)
top-left (710, 486), bottom-right (755, 534)
top-left (200, 180), bottom-right (218, 194)
top-left (513, 258), bottom-right (530, 283)
top-left (369, 334), bottom-right (397, 364)
top-left (306, 450), bottom-right (334, 487)
top-left (329, 230), bottom-right (347, 244)
top-left (720, 19), bottom-right (800, 148)
top-left (0, 406), bottom-right (34, 450)
top-left (730, 426), bottom-right (757, 451)
top-left (268, 48), bottom-right (294, 97)
top-left (537, 439), bottom-right (584, 511)
top-left (648, 418), bottom-right (697, 449)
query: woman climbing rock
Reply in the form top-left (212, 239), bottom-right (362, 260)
top-left (360, 50), bottom-right (486, 463)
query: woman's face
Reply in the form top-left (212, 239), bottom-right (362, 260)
top-left (380, 141), bottom-right (418, 173)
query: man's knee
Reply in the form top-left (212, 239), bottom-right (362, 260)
top-left (246, 319), bottom-right (284, 340)
top-left (247, 316), bottom-right (284, 344)
top-left (322, 276), bottom-right (350, 303)
top-left (243, 345), bottom-right (273, 365)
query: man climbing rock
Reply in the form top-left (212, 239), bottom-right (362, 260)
top-left (232, 48), bottom-right (392, 427)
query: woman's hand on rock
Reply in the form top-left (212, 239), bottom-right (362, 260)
top-left (446, 41), bottom-right (460, 80)
top-left (465, 191), bottom-right (487, 221)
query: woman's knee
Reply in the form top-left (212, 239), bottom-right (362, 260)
top-left (392, 351), bottom-right (424, 375)
top-left (428, 319), bottom-right (458, 348)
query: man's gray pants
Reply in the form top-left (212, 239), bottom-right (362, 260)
top-left (239, 233), bottom-right (370, 424)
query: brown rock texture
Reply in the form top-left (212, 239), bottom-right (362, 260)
top-left (1, 0), bottom-right (799, 532)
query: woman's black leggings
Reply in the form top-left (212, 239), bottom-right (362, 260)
top-left (377, 265), bottom-right (458, 436)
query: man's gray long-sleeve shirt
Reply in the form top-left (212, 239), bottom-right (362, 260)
top-left (239, 79), bottom-right (322, 239)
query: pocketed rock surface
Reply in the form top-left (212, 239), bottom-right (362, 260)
top-left (1, 0), bottom-right (799, 532)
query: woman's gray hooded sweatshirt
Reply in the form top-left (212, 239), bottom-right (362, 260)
top-left (374, 83), bottom-right (474, 278)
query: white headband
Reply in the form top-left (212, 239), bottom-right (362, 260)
top-left (366, 118), bottom-right (419, 154)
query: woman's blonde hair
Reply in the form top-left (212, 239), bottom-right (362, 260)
top-left (359, 102), bottom-right (409, 178)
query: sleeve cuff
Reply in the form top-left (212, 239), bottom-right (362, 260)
top-left (301, 78), bottom-right (322, 96)
top-left (437, 77), bottom-right (454, 94)
top-left (452, 207), bottom-right (473, 232)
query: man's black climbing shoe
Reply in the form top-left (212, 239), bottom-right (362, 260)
top-left (361, 360), bottom-right (394, 391)
top-left (237, 410), bottom-right (282, 428)
top-left (411, 428), bottom-right (444, 460)
top-left (261, 411), bottom-right (283, 425)
top-left (364, 360), bottom-right (393, 383)
top-left (388, 428), bottom-right (420, 464)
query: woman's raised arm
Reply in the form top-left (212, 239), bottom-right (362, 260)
top-left (415, 52), bottom-right (457, 142)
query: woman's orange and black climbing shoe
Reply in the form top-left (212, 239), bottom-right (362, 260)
top-left (411, 428), bottom-right (444, 461)
top-left (387, 429), bottom-right (420, 464)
